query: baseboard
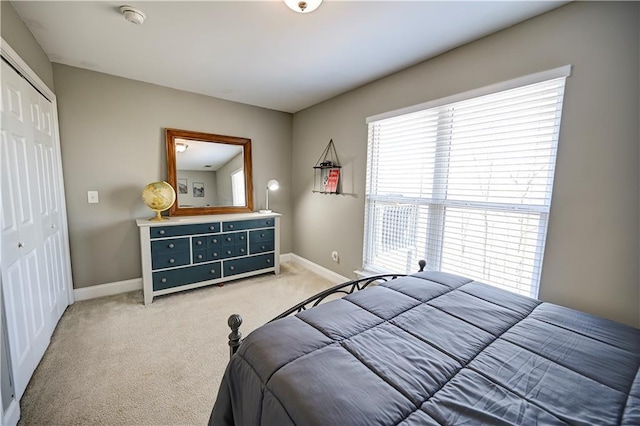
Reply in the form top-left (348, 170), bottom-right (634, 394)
top-left (71, 254), bottom-right (342, 301)
top-left (73, 278), bottom-right (143, 302)
top-left (3, 398), bottom-right (20, 426)
top-left (286, 253), bottom-right (350, 284)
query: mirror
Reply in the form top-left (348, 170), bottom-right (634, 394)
top-left (165, 128), bottom-right (254, 216)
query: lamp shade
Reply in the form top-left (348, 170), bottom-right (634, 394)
top-left (267, 179), bottom-right (280, 191)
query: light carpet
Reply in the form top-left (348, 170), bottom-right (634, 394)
top-left (18, 262), bottom-right (334, 425)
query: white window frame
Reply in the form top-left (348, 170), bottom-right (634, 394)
top-left (231, 168), bottom-right (245, 207)
top-left (364, 66), bottom-right (571, 298)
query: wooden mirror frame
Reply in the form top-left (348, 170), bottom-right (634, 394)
top-left (166, 128), bottom-right (254, 216)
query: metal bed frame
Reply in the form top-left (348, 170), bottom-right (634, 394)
top-left (226, 260), bottom-right (426, 357)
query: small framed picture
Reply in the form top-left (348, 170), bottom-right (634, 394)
top-left (193, 181), bottom-right (204, 198)
top-left (178, 178), bottom-right (188, 194)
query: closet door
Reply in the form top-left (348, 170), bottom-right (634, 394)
top-left (0, 59), bottom-right (57, 399)
top-left (29, 76), bottom-right (68, 325)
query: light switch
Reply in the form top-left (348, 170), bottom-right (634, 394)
top-left (87, 191), bottom-right (99, 204)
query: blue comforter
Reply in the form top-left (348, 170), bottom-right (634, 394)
top-left (211, 271), bottom-right (640, 425)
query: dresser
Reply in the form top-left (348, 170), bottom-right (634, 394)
top-left (136, 213), bottom-right (280, 305)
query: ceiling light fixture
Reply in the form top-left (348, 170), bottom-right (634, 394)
top-left (175, 143), bottom-right (188, 153)
top-left (120, 5), bottom-right (146, 25)
top-left (284, 0), bottom-right (322, 14)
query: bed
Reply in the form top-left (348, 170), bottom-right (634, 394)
top-left (210, 268), bottom-right (640, 425)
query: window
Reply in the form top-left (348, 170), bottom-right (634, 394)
top-left (364, 66), bottom-right (570, 298)
top-left (231, 168), bottom-right (245, 206)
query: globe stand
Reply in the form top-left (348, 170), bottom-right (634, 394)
top-left (149, 209), bottom-right (169, 221)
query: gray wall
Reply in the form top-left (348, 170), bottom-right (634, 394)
top-left (216, 153), bottom-right (244, 206)
top-left (1, 1), bottom-right (54, 91)
top-left (291, 1), bottom-right (640, 327)
top-left (177, 170), bottom-right (218, 207)
top-left (53, 64), bottom-right (292, 289)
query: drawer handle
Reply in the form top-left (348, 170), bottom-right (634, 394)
top-left (226, 237), bottom-right (232, 242)
top-left (261, 245), bottom-right (266, 250)
top-left (266, 221), bottom-right (272, 225)
top-left (212, 239), bottom-right (218, 243)
top-left (209, 225), bottom-right (215, 230)
top-left (161, 278), bottom-right (167, 283)
top-left (197, 254), bottom-right (203, 259)
top-left (159, 229), bottom-right (165, 235)
top-left (210, 269), bottom-right (216, 274)
top-left (240, 249), bottom-right (245, 253)
top-left (240, 235), bottom-right (245, 240)
top-left (260, 233), bottom-right (265, 237)
top-left (266, 259), bottom-right (271, 264)
top-left (168, 243), bottom-right (175, 249)
top-left (169, 258), bottom-right (175, 264)
top-left (197, 240), bottom-right (203, 245)
top-left (226, 250), bottom-right (232, 255)
top-left (229, 224), bottom-right (234, 229)
top-left (212, 253), bottom-right (218, 257)
top-left (229, 266), bottom-right (235, 271)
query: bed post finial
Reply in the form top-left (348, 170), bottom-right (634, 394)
top-left (418, 260), bottom-right (426, 272)
top-left (228, 314), bottom-right (243, 358)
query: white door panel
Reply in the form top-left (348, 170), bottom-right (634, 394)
top-left (34, 141), bottom-right (51, 236)
top-left (1, 58), bottom-right (69, 404)
top-left (52, 232), bottom-right (67, 318)
top-left (3, 261), bottom-right (35, 398)
top-left (43, 236), bottom-right (60, 324)
top-left (23, 248), bottom-right (50, 365)
top-left (1, 130), bottom-right (20, 268)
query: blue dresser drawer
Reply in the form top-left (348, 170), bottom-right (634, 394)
top-left (249, 229), bottom-right (274, 243)
top-left (224, 253), bottom-right (274, 277)
top-left (208, 249), bottom-right (222, 261)
top-left (151, 238), bottom-right (189, 255)
top-left (208, 236), bottom-right (222, 247)
top-left (220, 233), bottom-right (236, 246)
top-left (250, 241), bottom-right (274, 254)
top-left (193, 249), bottom-right (208, 263)
top-left (192, 236), bottom-right (207, 250)
top-left (151, 251), bottom-right (190, 270)
top-left (153, 262), bottom-right (221, 291)
top-left (222, 218), bottom-right (275, 232)
top-left (150, 222), bottom-right (220, 239)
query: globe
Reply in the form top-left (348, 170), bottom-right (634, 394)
top-left (142, 181), bottom-right (176, 221)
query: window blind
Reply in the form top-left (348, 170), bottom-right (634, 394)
top-left (364, 73), bottom-right (568, 297)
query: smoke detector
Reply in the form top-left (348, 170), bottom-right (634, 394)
top-left (120, 6), bottom-right (146, 25)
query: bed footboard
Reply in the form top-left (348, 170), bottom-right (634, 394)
top-left (226, 260), bottom-right (426, 357)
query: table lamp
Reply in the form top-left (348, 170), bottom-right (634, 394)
top-left (259, 179), bottom-right (279, 213)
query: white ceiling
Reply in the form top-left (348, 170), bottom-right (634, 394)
top-left (11, 0), bottom-right (568, 113)
top-left (176, 138), bottom-right (242, 171)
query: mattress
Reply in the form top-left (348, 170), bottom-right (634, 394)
top-left (210, 271), bottom-right (640, 425)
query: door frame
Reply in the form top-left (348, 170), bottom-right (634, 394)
top-left (0, 37), bottom-right (75, 308)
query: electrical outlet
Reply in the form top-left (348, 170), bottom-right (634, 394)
top-left (331, 251), bottom-right (339, 262)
